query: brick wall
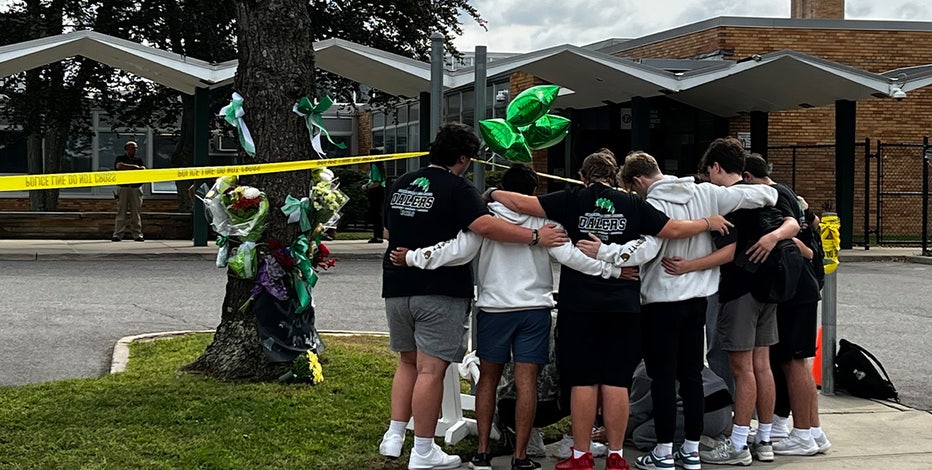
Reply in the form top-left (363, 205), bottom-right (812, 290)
top-left (620, 24), bottom-right (932, 240)
top-left (792, 0), bottom-right (844, 19)
top-left (357, 111), bottom-right (372, 153)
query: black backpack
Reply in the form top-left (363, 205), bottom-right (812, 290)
top-left (834, 339), bottom-right (899, 401)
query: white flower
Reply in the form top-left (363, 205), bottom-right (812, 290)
top-left (317, 168), bottom-right (334, 183)
top-left (242, 187), bottom-right (260, 199)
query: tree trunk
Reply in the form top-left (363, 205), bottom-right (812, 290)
top-left (183, 0), bottom-right (316, 380)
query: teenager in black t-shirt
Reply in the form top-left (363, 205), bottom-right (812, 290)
top-left (681, 139), bottom-right (801, 466)
top-left (490, 152), bottom-right (730, 469)
top-left (743, 155), bottom-right (829, 456)
top-left (378, 123), bottom-right (569, 469)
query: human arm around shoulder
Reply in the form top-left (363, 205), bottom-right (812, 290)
top-left (577, 233), bottom-right (662, 267)
top-left (656, 215), bottom-right (732, 239)
top-left (394, 230), bottom-right (483, 269)
top-left (711, 184), bottom-right (778, 214)
top-left (662, 243), bottom-right (736, 276)
top-left (469, 215), bottom-right (569, 247)
top-left (488, 189), bottom-right (547, 218)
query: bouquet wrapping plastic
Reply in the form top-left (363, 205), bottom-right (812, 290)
top-left (203, 176), bottom-right (269, 242)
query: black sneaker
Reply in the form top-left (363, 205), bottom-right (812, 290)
top-left (111, 236), bottom-right (121, 242)
top-left (368, 237), bottom-right (384, 243)
top-left (511, 456), bottom-right (541, 470)
top-left (469, 452), bottom-right (492, 470)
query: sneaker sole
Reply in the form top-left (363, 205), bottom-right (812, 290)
top-left (700, 456), bottom-right (752, 466)
top-left (409, 462), bottom-right (462, 470)
top-left (675, 462), bottom-right (701, 470)
top-left (468, 463), bottom-right (493, 470)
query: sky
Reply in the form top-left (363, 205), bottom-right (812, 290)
top-left (452, 0), bottom-right (932, 53)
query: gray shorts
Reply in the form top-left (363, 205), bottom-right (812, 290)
top-left (385, 295), bottom-right (471, 363)
top-left (717, 292), bottom-right (778, 352)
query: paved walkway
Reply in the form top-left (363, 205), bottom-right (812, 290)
top-left (0, 238), bottom-right (929, 263)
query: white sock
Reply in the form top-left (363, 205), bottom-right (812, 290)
top-left (413, 436), bottom-right (433, 455)
top-left (573, 448), bottom-right (587, 459)
top-left (683, 440), bottom-right (700, 454)
top-left (811, 426), bottom-right (825, 440)
top-left (655, 443), bottom-right (673, 456)
top-left (609, 449), bottom-right (623, 457)
top-left (388, 420), bottom-right (407, 436)
top-left (731, 425), bottom-right (750, 451)
top-left (757, 422), bottom-right (772, 443)
top-left (793, 427), bottom-right (813, 443)
top-left (773, 415), bottom-right (789, 433)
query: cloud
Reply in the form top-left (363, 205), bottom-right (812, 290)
top-left (455, 0), bottom-right (932, 53)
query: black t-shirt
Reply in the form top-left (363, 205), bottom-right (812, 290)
top-left (718, 181), bottom-right (803, 303)
top-left (538, 183), bottom-right (669, 313)
top-left (381, 167), bottom-right (490, 298)
top-left (115, 153), bottom-right (145, 188)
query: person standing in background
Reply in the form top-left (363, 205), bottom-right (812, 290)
top-left (112, 141), bottom-right (145, 242)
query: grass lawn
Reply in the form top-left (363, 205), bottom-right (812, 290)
top-left (0, 334), bottom-right (569, 469)
top-left (334, 231), bottom-right (374, 241)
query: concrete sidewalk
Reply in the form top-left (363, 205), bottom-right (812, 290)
top-left (0, 238), bottom-right (388, 261)
top-left (0, 239), bottom-right (930, 263)
top-left (485, 393), bottom-right (932, 469)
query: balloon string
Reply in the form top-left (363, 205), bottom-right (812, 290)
top-left (471, 158), bottom-right (584, 185)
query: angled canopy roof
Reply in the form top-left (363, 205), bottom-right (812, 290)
top-left (0, 31), bottom-right (917, 117)
top-left (0, 30), bottom-right (235, 94)
top-left (669, 50), bottom-right (896, 116)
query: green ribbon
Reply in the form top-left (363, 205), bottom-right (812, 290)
top-left (281, 195), bottom-right (312, 232)
top-left (219, 92), bottom-right (256, 156)
top-left (290, 235), bottom-right (318, 314)
top-left (293, 96), bottom-right (346, 157)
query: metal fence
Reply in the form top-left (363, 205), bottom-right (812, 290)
top-left (767, 139), bottom-right (931, 251)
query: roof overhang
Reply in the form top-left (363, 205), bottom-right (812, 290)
top-left (0, 31), bottom-right (232, 94)
top-left (671, 51), bottom-right (895, 116)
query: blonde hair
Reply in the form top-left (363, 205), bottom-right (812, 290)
top-left (619, 151), bottom-right (661, 186)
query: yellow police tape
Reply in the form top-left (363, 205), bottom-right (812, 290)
top-left (470, 158), bottom-right (584, 185)
top-left (821, 213), bottom-right (841, 274)
top-left (0, 152), bottom-right (427, 192)
top-left (0, 151), bottom-right (584, 192)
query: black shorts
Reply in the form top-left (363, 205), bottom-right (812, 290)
top-left (771, 301), bottom-right (818, 362)
top-left (555, 310), bottom-right (641, 388)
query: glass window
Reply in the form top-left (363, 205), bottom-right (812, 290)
top-left (373, 112), bottom-right (385, 128)
top-left (384, 127), bottom-right (396, 154)
top-left (462, 90), bottom-right (475, 126)
top-left (0, 130), bottom-right (28, 173)
top-left (59, 134), bottom-right (95, 194)
top-left (398, 106), bottom-right (408, 124)
top-left (408, 124), bottom-right (420, 152)
top-left (446, 92), bottom-right (461, 123)
top-left (409, 102), bottom-right (419, 122)
top-left (396, 127), bottom-right (407, 153)
top-left (151, 133), bottom-right (180, 193)
top-left (324, 117), bottom-right (353, 133)
top-left (372, 130), bottom-right (384, 149)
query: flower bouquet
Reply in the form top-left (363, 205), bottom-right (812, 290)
top-left (278, 348), bottom-right (324, 384)
top-left (281, 167), bottom-right (348, 236)
top-left (203, 175), bottom-right (269, 243)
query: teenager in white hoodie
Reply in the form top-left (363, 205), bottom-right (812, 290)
top-left (577, 151), bottom-right (777, 470)
top-left (389, 164), bottom-right (641, 470)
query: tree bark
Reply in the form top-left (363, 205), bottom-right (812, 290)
top-left (183, 0), bottom-right (316, 380)
top-left (171, 94), bottom-right (196, 211)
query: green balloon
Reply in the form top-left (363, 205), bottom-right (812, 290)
top-left (506, 85), bottom-right (561, 127)
top-left (478, 118), bottom-right (533, 163)
top-left (521, 114), bottom-right (571, 150)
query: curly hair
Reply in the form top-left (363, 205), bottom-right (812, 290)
top-left (429, 122), bottom-right (480, 167)
top-left (580, 152), bottom-right (618, 184)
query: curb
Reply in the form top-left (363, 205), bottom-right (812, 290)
top-left (0, 251), bottom-right (385, 262)
top-left (110, 329), bottom-right (389, 374)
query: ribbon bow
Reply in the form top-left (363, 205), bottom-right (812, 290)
top-left (281, 195), bottom-right (313, 233)
top-left (293, 96), bottom-right (347, 157)
top-left (219, 92), bottom-right (256, 156)
top-left (290, 235), bottom-right (319, 314)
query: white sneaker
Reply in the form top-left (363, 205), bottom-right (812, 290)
top-left (815, 434), bottom-right (832, 454)
top-left (379, 431), bottom-right (403, 458)
top-left (771, 425), bottom-right (790, 441)
top-left (555, 435), bottom-right (608, 459)
top-left (772, 433), bottom-right (819, 456)
top-left (750, 441), bottom-right (774, 462)
top-left (407, 442), bottom-right (462, 469)
top-left (526, 427), bottom-right (547, 457)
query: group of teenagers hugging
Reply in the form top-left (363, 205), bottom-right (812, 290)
top-left (377, 122), bottom-right (829, 470)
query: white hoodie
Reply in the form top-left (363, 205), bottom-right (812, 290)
top-left (597, 176), bottom-right (777, 304)
top-left (405, 202), bottom-right (620, 312)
